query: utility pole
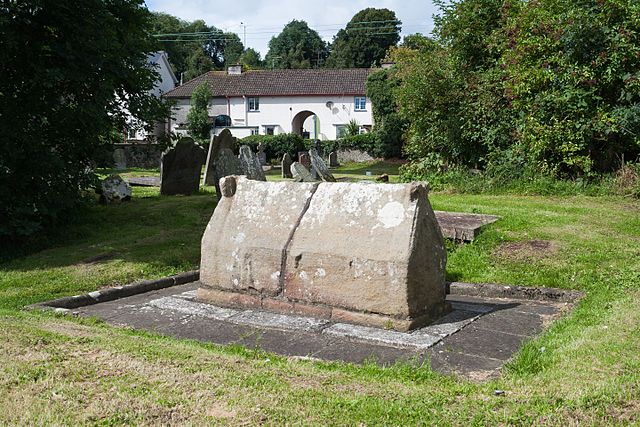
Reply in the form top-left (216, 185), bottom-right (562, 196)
top-left (240, 21), bottom-right (246, 47)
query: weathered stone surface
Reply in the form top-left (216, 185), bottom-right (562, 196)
top-left (198, 177), bottom-right (448, 330)
top-left (291, 161), bottom-right (316, 182)
top-left (309, 148), bottom-right (336, 182)
top-left (160, 138), bottom-right (205, 195)
top-left (284, 181), bottom-right (446, 322)
top-left (239, 145), bottom-right (267, 181)
top-left (100, 174), bottom-right (131, 203)
top-left (329, 151), bottom-right (339, 167)
top-left (203, 130), bottom-right (241, 195)
top-left (113, 148), bottom-right (127, 170)
top-left (200, 176), bottom-right (318, 296)
top-left (281, 153), bottom-right (293, 178)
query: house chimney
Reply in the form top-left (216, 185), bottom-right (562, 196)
top-left (227, 64), bottom-right (243, 75)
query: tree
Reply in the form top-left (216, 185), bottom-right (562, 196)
top-left (0, 0), bottom-right (168, 245)
top-left (239, 48), bottom-right (264, 69)
top-left (327, 8), bottom-right (401, 68)
top-left (395, 0), bottom-right (640, 179)
top-left (151, 12), bottom-right (245, 80)
top-left (186, 82), bottom-right (212, 143)
top-left (265, 20), bottom-right (328, 69)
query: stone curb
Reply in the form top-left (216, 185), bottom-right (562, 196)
top-left (447, 281), bottom-right (583, 303)
top-left (28, 271), bottom-right (582, 314)
top-left (27, 271), bottom-right (199, 311)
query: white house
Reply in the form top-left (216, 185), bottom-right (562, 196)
top-left (125, 51), bottom-right (178, 141)
top-left (163, 66), bottom-right (374, 140)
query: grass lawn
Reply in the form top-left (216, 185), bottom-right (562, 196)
top-left (1, 161), bottom-right (639, 424)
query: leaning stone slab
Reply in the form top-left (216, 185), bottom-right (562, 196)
top-left (197, 177), bottom-right (448, 331)
top-left (239, 145), bottom-right (267, 181)
top-left (160, 137), bottom-right (205, 195)
top-left (203, 130), bottom-right (241, 195)
top-left (291, 161), bottom-right (316, 182)
top-left (309, 148), bottom-right (336, 182)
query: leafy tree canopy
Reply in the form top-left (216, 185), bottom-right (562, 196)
top-left (151, 12), bottom-right (244, 80)
top-left (327, 8), bottom-right (401, 68)
top-left (265, 20), bottom-right (328, 69)
top-left (0, 0), bottom-right (169, 244)
top-left (392, 0), bottom-right (640, 178)
top-left (186, 82), bottom-right (212, 143)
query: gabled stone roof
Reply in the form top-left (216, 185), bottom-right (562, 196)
top-left (164, 68), bottom-right (372, 98)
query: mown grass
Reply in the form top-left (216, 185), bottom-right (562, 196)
top-left (1, 163), bottom-right (639, 425)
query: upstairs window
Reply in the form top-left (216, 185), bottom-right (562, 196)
top-left (354, 96), bottom-right (366, 111)
top-left (248, 97), bottom-right (259, 112)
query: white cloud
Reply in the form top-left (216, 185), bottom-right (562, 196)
top-left (145, 0), bottom-right (440, 57)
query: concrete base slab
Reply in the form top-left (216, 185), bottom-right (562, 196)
top-left (57, 279), bottom-right (576, 380)
top-left (434, 211), bottom-right (500, 241)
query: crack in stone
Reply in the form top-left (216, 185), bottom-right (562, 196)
top-left (277, 182), bottom-right (321, 295)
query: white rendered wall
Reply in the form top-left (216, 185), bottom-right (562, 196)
top-left (228, 95), bottom-right (372, 140)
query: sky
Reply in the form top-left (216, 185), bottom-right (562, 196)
top-left (144, 0), bottom-right (440, 57)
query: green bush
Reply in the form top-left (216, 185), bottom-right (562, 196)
top-left (240, 133), bottom-right (306, 161)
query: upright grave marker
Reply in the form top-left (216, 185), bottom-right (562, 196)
top-left (160, 137), bottom-right (205, 195)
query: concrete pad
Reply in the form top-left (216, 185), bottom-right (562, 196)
top-left (51, 278), bottom-right (573, 380)
top-left (323, 323), bottom-right (441, 350)
top-left (228, 310), bottom-right (329, 333)
top-left (147, 296), bottom-right (239, 321)
top-left (434, 211), bottom-right (499, 241)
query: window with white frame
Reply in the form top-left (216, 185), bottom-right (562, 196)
top-left (335, 125), bottom-right (347, 139)
top-left (248, 97), bottom-right (259, 111)
top-left (354, 96), bottom-right (366, 111)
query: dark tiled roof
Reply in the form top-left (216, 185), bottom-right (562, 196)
top-left (164, 68), bottom-right (373, 98)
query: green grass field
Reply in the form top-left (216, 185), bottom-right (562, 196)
top-left (1, 162), bottom-right (639, 425)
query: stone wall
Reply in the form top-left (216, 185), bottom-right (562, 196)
top-left (336, 149), bottom-right (375, 164)
top-left (112, 143), bottom-right (164, 170)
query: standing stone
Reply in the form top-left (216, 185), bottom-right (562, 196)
top-left (257, 143), bottom-right (267, 166)
top-left (298, 152), bottom-right (311, 170)
top-left (291, 161), bottom-right (316, 182)
top-left (281, 153), bottom-right (293, 178)
top-left (160, 137), bottom-right (205, 195)
top-left (239, 145), bottom-right (267, 181)
top-left (113, 148), bottom-right (127, 170)
top-left (204, 130), bottom-right (242, 197)
top-left (100, 174), bottom-right (131, 203)
top-left (329, 151), bottom-right (339, 168)
top-left (310, 148), bottom-right (336, 182)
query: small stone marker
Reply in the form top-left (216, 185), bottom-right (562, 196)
top-left (160, 137), bottom-right (205, 196)
top-left (198, 177), bottom-right (447, 331)
top-left (309, 148), bottom-right (336, 182)
top-left (257, 143), bottom-right (267, 166)
top-left (298, 152), bottom-right (311, 170)
top-left (239, 145), bottom-right (267, 181)
top-left (100, 174), bottom-right (131, 203)
top-left (281, 153), bottom-right (293, 178)
top-left (291, 161), bottom-right (316, 182)
top-left (329, 151), bottom-right (339, 167)
top-left (113, 148), bottom-right (127, 170)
